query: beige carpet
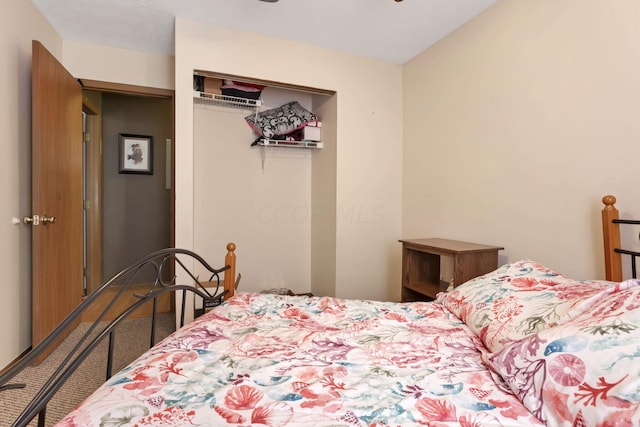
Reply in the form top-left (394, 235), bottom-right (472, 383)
top-left (0, 314), bottom-right (175, 427)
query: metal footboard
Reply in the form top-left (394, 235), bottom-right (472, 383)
top-left (0, 247), bottom-right (235, 427)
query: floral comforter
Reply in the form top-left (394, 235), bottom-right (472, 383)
top-left (57, 293), bottom-right (544, 426)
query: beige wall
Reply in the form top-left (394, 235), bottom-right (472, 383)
top-left (62, 40), bottom-right (174, 90)
top-left (0, 0), bottom-right (62, 368)
top-left (403, 0), bottom-right (640, 280)
top-left (175, 20), bottom-right (404, 302)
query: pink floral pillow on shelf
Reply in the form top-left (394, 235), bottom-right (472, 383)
top-left (487, 281), bottom-right (640, 426)
top-left (436, 259), bottom-right (614, 354)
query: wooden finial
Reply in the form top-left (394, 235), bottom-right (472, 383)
top-left (602, 195), bottom-right (621, 281)
top-left (602, 195), bottom-right (617, 208)
top-left (226, 242), bottom-right (236, 252)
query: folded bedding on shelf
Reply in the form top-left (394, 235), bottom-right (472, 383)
top-left (221, 80), bottom-right (266, 100)
top-left (245, 101), bottom-right (317, 139)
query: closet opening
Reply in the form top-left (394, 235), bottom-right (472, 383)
top-left (192, 71), bottom-right (337, 297)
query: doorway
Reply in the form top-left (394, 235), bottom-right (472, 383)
top-left (29, 41), bottom-right (176, 353)
top-left (81, 82), bottom-right (174, 298)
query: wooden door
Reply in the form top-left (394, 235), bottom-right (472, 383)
top-left (30, 41), bottom-right (83, 355)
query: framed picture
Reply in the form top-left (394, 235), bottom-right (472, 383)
top-left (119, 133), bottom-right (153, 175)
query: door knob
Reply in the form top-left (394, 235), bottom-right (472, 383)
top-left (23, 215), bottom-right (56, 225)
top-left (23, 215), bottom-right (39, 225)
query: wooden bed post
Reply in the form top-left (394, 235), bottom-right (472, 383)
top-left (223, 243), bottom-right (236, 300)
top-left (602, 195), bottom-right (622, 281)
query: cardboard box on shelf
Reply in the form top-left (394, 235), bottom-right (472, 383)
top-left (303, 125), bottom-right (321, 141)
top-left (204, 77), bottom-right (222, 94)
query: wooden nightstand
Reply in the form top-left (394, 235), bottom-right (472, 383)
top-left (399, 238), bottom-right (503, 301)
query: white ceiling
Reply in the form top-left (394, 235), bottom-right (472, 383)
top-left (30, 0), bottom-right (496, 64)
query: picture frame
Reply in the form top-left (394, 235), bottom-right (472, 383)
top-left (119, 133), bottom-right (153, 175)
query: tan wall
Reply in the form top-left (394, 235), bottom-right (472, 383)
top-left (0, 0), bottom-right (62, 368)
top-left (403, 0), bottom-right (640, 280)
top-left (175, 20), bottom-right (404, 302)
top-left (62, 40), bottom-right (174, 90)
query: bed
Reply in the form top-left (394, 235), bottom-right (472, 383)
top-left (1, 195), bottom-right (639, 426)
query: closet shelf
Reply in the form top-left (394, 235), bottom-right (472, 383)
top-left (193, 91), bottom-right (263, 109)
top-left (257, 139), bottom-right (323, 149)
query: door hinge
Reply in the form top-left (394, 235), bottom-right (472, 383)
top-left (83, 267), bottom-right (88, 277)
top-left (83, 200), bottom-right (90, 210)
top-left (84, 132), bottom-right (90, 143)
